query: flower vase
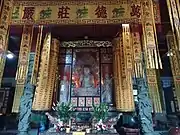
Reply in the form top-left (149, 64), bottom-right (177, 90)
top-left (86, 128), bottom-right (91, 133)
top-left (66, 127), bottom-right (70, 133)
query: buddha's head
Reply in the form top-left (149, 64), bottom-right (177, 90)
top-left (63, 76), bottom-right (67, 81)
top-left (105, 74), bottom-right (110, 79)
top-left (84, 67), bottom-right (90, 75)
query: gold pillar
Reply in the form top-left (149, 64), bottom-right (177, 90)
top-left (0, 0), bottom-right (13, 86)
top-left (166, 31), bottom-right (180, 111)
top-left (141, 0), bottom-right (162, 113)
top-left (32, 36), bottom-right (59, 111)
top-left (166, 0), bottom-right (180, 50)
top-left (113, 25), bottom-right (134, 112)
top-left (12, 25), bottom-right (34, 113)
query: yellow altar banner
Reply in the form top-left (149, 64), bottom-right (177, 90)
top-left (10, 0), bottom-right (161, 25)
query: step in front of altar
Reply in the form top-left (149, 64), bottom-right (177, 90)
top-left (39, 133), bottom-right (119, 135)
top-left (39, 132), bottom-right (139, 135)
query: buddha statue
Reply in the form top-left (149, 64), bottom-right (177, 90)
top-left (80, 67), bottom-right (94, 89)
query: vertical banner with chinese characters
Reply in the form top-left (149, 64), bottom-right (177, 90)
top-left (12, 25), bottom-right (34, 113)
top-left (10, 0), bottom-right (161, 25)
top-left (122, 24), bottom-right (135, 111)
top-left (141, 0), bottom-right (162, 113)
top-left (32, 37), bottom-right (59, 111)
top-left (31, 25), bottom-right (43, 85)
top-left (146, 69), bottom-right (162, 113)
top-left (166, 32), bottom-right (180, 111)
top-left (0, 0), bottom-right (13, 86)
top-left (166, 0), bottom-right (180, 50)
top-left (32, 33), bottom-right (51, 110)
top-left (113, 37), bottom-right (122, 111)
top-left (113, 33), bottom-right (134, 112)
top-left (141, 0), bottom-right (162, 69)
top-left (131, 27), bottom-right (143, 78)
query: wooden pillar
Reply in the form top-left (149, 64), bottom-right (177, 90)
top-left (12, 25), bottom-right (34, 113)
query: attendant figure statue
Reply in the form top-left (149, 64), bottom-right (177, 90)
top-left (60, 76), bottom-right (69, 103)
top-left (80, 67), bottom-right (94, 88)
top-left (102, 74), bottom-right (112, 103)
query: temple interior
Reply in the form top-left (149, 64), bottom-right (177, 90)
top-left (0, 0), bottom-right (180, 134)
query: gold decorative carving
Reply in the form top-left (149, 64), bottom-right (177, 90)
top-left (61, 40), bottom-right (112, 48)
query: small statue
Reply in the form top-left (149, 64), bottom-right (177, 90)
top-left (60, 76), bottom-right (69, 103)
top-left (102, 74), bottom-right (112, 103)
top-left (80, 67), bottom-right (94, 88)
